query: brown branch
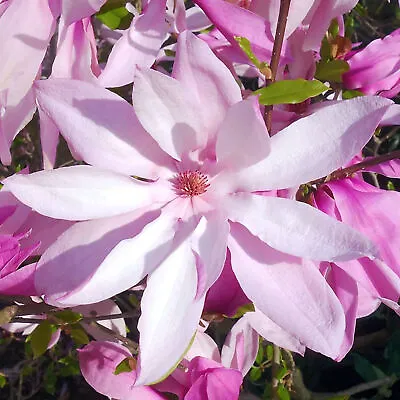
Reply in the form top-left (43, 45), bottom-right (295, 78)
top-left (271, 345), bottom-right (281, 400)
top-left (264, 0), bottom-right (292, 133)
top-left (308, 149), bottom-right (400, 186)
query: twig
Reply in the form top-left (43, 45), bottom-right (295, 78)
top-left (264, 0), bottom-right (292, 133)
top-left (308, 149), bottom-right (400, 186)
top-left (271, 344), bottom-right (281, 400)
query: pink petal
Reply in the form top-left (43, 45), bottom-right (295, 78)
top-left (204, 249), bottom-right (250, 317)
top-left (3, 166), bottom-right (161, 220)
top-left (51, 17), bottom-right (99, 82)
top-left (231, 96), bottom-right (392, 191)
top-left (244, 309), bottom-right (306, 355)
top-left (54, 210), bottom-right (182, 306)
top-left (226, 193), bottom-right (377, 262)
top-left (98, 0), bottom-right (167, 87)
top-left (186, 358), bottom-right (243, 400)
top-left (229, 223), bottom-right (346, 358)
top-left (221, 317), bottom-right (259, 376)
top-left (216, 97), bottom-right (270, 170)
top-left (133, 68), bottom-right (204, 160)
top-left (136, 240), bottom-right (205, 386)
top-left (185, 331), bottom-right (221, 362)
top-left (325, 264), bottom-right (358, 361)
top-left (34, 78), bottom-right (173, 178)
top-left (0, 263), bottom-right (37, 296)
top-left (327, 178), bottom-right (400, 273)
top-left (193, 0), bottom-right (275, 63)
top-left (61, 0), bottom-right (107, 25)
top-left (79, 341), bottom-right (163, 399)
top-left (302, 0), bottom-right (358, 51)
top-left (37, 105), bottom-right (59, 170)
top-left (191, 213), bottom-right (229, 299)
top-left (186, 5), bottom-right (211, 31)
top-left (173, 31), bottom-right (242, 143)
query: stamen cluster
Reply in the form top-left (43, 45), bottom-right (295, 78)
top-left (172, 170), bottom-right (210, 197)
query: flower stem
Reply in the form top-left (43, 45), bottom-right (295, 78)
top-left (264, 0), bottom-right (292, 133)
top-left (308, 149), bottom-right (400, 186)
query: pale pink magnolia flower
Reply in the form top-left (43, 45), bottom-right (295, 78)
top-left (343, 28), bottom-right (400, 98)
top-left (0, 0), bottom-right (107, 165)
top-left (3, 31), bottom-right (393, 384)
top-left (193, 0), bottom-right (357, 65)
top-left (98, 0), bottom-right (168, 88)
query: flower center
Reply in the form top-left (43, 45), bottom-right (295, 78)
top-left (172, 170), bottom-right (210, 197)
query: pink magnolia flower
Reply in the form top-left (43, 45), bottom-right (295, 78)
top-left (0, 206), bottom-right (39, 296)
top-left (312, 169), bottom-right (400, 359)
top-left (156, 317), bottom-right (258, 399)
top-left (0, 0), bottom-right (107, 165)
top-left (78, 341), bottom-right (165, 400)
top-left (343, 28), bottom-right (400, 98)
top-left (98, 0), bottom-right (168, 88)
top-left (3, 31), bottom-right (393, 384)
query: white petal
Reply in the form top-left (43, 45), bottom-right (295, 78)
top-left (3, 166), bottom-right (163, 220)
top-left (226, 193), bottom-right (377, 262)
top-left (136, 240), bottom-right (205, 385)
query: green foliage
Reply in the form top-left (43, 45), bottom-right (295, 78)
top-left (96, 0), bottom-right (133, 30)
top-left (315, 59), bottom-right (350, 83)
top-left (254, 79), bottom-right (328, 105)
top-left (0, 305), bottom-right (19, 324)
top-left (69, 324), bottom-right (90, 346)
top-left (0, 374), bottom-right (7, 389)
top-left (52, 310), bottom-right (83, 324)
top-left (342, 89), bottom-right (364, 99)
top-left (28, 320), bottom-right (58, 359)
top-left (234, 36), bottom-right (271, 77)
top-left (277, 383), bottom-right (290, 400)
top-left (114, 357), bottom-right (135, 375)
top-left (352, 353), bottom-right (387, 381)
top-left (231, 302), bottom-right (255, 318)
top-left (43, 364), bottom-right (57, 395)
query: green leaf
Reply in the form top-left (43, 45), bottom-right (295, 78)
top-left (96, 0), bottom-right (132, 30)
top-left (164, 49), bottom-right (176, 58)
top-left (250, 367), bottom-right (262, 382)
top-left (276, 365), bottom-right (288, 381)
top-left (352, 353), bottom-right (386, 382)
top-left (277, 384), bottom-right (290, 400)
top-left (58, 356), bottom-right (81, 377)
top-left (254, 79), bottom-right (329, 105)
top-left (266, 344), bottom-right (274, 361)
top-left (234, 36), bottom-right (261, 68)
top-left (43, 364), bottom-right (57, 395)
top-left (231, 302), bottom-right (255, 318)
top-left (53, 310), bottom-right (83, 324)
top-left (0, 374), bottom-right (6, 389)
top-left (342, 89), bottom-right (364, 99)
top-left (255, 343), bottom-right (264, 365)
top-left (114, 357), bottom-right (135, 375)
top-left (327, 396), bottom-right (350, 400)
top-left (0, 305), bottom-right (19, 324)
top-left (387, 181), bottom-right (396, 191)
top-left (29, 320), bottom-right (57, 359)
top-left (315, 59), bottom-right (349, 83)
top-left (69, 324), bottom-right (90, 346)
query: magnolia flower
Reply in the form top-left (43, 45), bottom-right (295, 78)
top-left (0, 0), bottom-right (107, 165)
top-left (343, 28), bottom-right (400, 98)
top-left (3, 31), bottom-right (392, 384)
